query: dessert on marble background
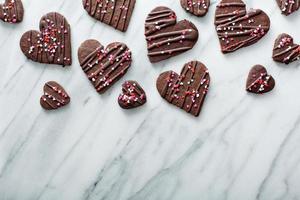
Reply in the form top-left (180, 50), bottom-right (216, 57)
top-left (118, 81), bottom-right (147, 109)
top-left (144, 6), bottom-right (199, 63)
top-left (82, 0), bottom-right (136, 32)
top-left (19, 12), bottom-right (72, 66)
top-left (180, 0), bottom-right (210, 17)
top-left (40, 81), bottom-right (70, 110)
top-left (156, 61), bottom-right (210, 117)
top-left (246, 65), bottom-right (275, 94)
top-left (276, 0), bottom-right (300, 15)
top-left (78, 39), bottom-right (132, 94)
top-left (214, 0), bottom-right (270, 53)
top-left (0, 0), bottom-right (23, 23)
top-left (273, 33), bottom-right (300, 64)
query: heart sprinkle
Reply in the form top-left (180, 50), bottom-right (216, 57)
top-left (118, 81), bottom-right (147, 109)
top-left (82, 0), bottom-right (136, 32)
top-left (20, 12), bottom-right (72, 66)
top-left (214, 0), bottom-right (270, 53)
top-left (156, 61), bottom-right (210, 117)
top-left (40, 81), bottom-right (70, 110)
top-left (78, 39), bottom-right (132, 93)
top-left (0, 0), bottom-right (23, 23)
top-left (246, 65), bottom-right (275, 94)
top-left (273, 33), bottom-right (300, 64)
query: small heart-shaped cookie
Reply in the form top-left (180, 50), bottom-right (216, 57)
top-left (276, 0), bottom-right (300, 15)
top-left (82, 0), bottom-right (136, 32)
top-left (180, 0), bottom-right (210, 17)
top-left (40, 81), bottom-right (70, 110)
top-left (246, 65), bottom-right (275, 94)
top-left (118, 80), bottom-right (147, 109)
top-left (157, 61), bottom-right (210, 117)
top-left (20, 12), bottom-right (72, 66)
top-left (78, 39), bottom-right (132, 94)
top-left (145, 6), bottom-right (199, 63)
top-left (214, 0), bottom-right (270, 53)
top-left (273, 33), bottom-right (300, 64)
top-left (0, 0), bottom-right (23, 23)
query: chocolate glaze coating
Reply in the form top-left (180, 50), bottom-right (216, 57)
top-left (276, 0), bottom-right (300, 15)
top-left (0, 0), bottom-right (23, 23)
top-left (82, 0), bottom-right (136, 32)
top-left (20, 12), bottom-right (72, 66)
top-left (40, 81), bottom-right (70, 110)
top-left (118, 80), bottom-right (146, 109)
top-left (273, 33), bottom-right (300, 64)
top-left (156, 61), bottom-right (210, 117)
top-left (214, 0), bottom-right (270, 53)
top-left (180, 0), bottom-right (210, 17)
top-left (78, 39), bottom-right (132, 94)
top-left (246, 65), bottom-right (275, 94)
top-left (145, 6), bottom-right (199, 63)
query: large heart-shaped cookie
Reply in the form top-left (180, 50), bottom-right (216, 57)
top-left (20, 12), bottom-right (72, 66)
top-left (276, 0), bottom-right (300, 15)
top-left (246, 65), bottom-right (275, 94)
top-left (82, 0), bottom-right (136, 32)
top-left (0, 0), bottom-right (23, 23)
top-left (78, 39), bottom-right (132, 94)
top-left (118, 80), bottom-right (147, 109)
top-left (273, 33), bottom-right (300, 64)
top-left (214, 0), bottom-right (270, 53)
top-left (40, 81), bottom-right (70, 110)
top-left (145, 6), bottom-right (199, 63)
top-left (156, 61), bottom-right (210, 117)
top-left (180, 0), bottom-right (210, 17)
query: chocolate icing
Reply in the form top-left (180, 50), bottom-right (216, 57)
top-left (82, 0), bottom-right (136, 32)
top-left (118, 80), bottom-right (146, 109)
top-left (40, 81), bottom-right (70, 110)
top-left (214, 0), bottom-right (270, 53)
top-left (145, 6), bottom-right (198, 63)
top-left (273, 33), bottom-right (300, 64)
top-left (20, 12), bottom-right (72, 66)
top-left (0, 0), bottom-right (23, 23)
top-left (156, 61), bottom-right (210, 117)
top-left (276, 0), bottom-right (300, 15)
top-left (180, 0), bottom-right (210, 17)
top-left (78, 39), bottom-right (132, 94)
top-left (246, 65), bottom-right (275, 94)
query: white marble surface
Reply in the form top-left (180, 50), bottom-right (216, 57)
top-left (1, 0), bottom-right (300, 199)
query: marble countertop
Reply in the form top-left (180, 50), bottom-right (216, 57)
top-left (1, 0), bottom-right (300, 199)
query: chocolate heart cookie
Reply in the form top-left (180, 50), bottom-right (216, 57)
top-left (246, 65), bottom-right (275, 94)
top-left (145, 6), bottom-right (199, 63)
top-left (82, 0), bottom-right (136, 32)
top-left (40, 81), bottom-right (70, 110)
top-left (273, 33), bottom-right (300, 64)
top-left (214, 0), bottom-right (270, 53)
top-left (78, 39), bottom-right (132, 94)
top-left (20, 12), bottom-right (71, 66)
top-left (276, 0), bottom-right (300, 15)
top-left (118, 81), bottom-right (146, 109)
top-left (0, 0), bottom-right (23, 23)
top-left (156, 61), bottom-right (210, 117)
top-left (180, 0), bottom-right (210, 17)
